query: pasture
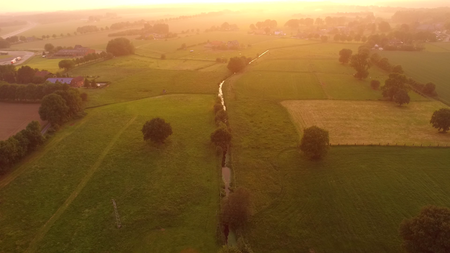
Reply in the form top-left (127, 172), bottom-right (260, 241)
top-left (379, 50), bottom-right (450, 104)
top-left (282, 100), bottom-right (450, 145)
top-left (21, 56), bottom-right (62, 72)
top-left (0, 94), bottom-right (220, 253)
top-left (0, 102), bottom-right (46, 140)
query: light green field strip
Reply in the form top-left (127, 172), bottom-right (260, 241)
top-left (0, 119), bottom-right (88, 190)
top-left (25, 116), bottom-right (137, 253)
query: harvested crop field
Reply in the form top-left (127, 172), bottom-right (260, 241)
top-left (0, 102), bottom-right (45, 140)
top-left (282, 100), bottom-right (450, 146)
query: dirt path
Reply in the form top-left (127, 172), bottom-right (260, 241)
top-left (25, 116), bottom-right (137, 253)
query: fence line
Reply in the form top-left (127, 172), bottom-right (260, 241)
top-left (329, 143), bottom-right (450, 148)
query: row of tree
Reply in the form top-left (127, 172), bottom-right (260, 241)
top-left (58, 52), bottom-right (113, 71)
top-left (0, 121), bottom-right (45, 172)
top-left (0, 65), bottom-right (52, 84)
top-left (0, 81), bottom-right (84, 102)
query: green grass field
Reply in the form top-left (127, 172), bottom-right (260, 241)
top-left (379, 50), bottom-right (450, 104)
top-left (0, 94), bottom-right (221, 253)
top-left (20, 56), bottom-right (62, 72)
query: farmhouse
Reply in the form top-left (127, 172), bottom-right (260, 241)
top-left (54, 45), bottom-right (95, 57)
top-left (46, 76), bottom-right (85, 88)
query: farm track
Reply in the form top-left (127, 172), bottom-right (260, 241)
top-left (25, 116), bottom-right (137, 253)
top-left (0, 118), bottom-right (89, 190)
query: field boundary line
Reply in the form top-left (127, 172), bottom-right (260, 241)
top-left (0, 118), bottom-right (89, 190)
top-left (25, 116), bottom-right (137, 253)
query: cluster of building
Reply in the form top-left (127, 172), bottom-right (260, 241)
top-left (54, 45), bottom-right (96, 57)
top-left (205, 40), bottom-right (241, 50)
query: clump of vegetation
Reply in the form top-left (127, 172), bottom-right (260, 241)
top-left (350, 51), bottom-right (371, 80)
top-left (430, 108), bottom-right (450, 133)
top-left (400, 205), bottom-right (450, 253)
top-left (221, 187), bottom-right (251, 230)
top-left (393, 89), bottom-right (410, 106)
top-left (211, 126), bottom-right (232, 151)
top-left (300, 126), bottom-right (329, 160)
top-left (141, 117), bottom-right (173, 144)
top-left (338, 48), bottom-right (352, 64)
top-left (0, 121), bottom-right (44, 172)
top-left (227, 56), bottom-right (252, 73)
top-left (381, 74), bottom-right (409, 101)
top-left (106, 37), bottom-right (135, 56)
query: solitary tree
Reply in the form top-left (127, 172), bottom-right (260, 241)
top-left (338, 49), bottom-right (352, 64)
top-left (227, 56), bottom-right (251, 73)
top-left (422, 82), bottom-right (436, 96)
top-left (210, 126), bottom-right (232, 150)
top-left (44, 43), bottom-right (54, 52)
top-left (106, 37), bottom-right (135, 56)
top-left (300, 126), bottom-right (329, 160)
top-left (221, 187), bottom-right (251, 230)
top-left (39, 93), bottom-right (69, 127)
top-left (393, 89), bottom-right (410, 106)
top-left (141, 118), bottom-right (173, 143)
top-left (430, 108), bottom-right (450, 133)
top-left (58, 60), bottom-right (75, 71)
top-left (400, 206), bottom-right (450, 253)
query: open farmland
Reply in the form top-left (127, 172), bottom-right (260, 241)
top-left (282, 100), bottom-right (450, 145)
top-left (20, 56), bottom-right (62, 72)
top-left (0, 102), bottom-right (46, 140)
top-left (379, 50), bottom-right (450, 104)
top-left (0, 94), bottom-right (220, 253)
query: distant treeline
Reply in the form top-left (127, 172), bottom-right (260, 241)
top-left (108, 24), bottom-right (170, 37)
top-left (392, 7), bottom-right (450, 23)
top-left (0, 121), bottom-right (45, 172)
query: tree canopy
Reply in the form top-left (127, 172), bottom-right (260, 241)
top-left (210, 126), bottom-right (232, 150)
top-left (106, 37), bottom-right (135, 56)
top-left (221, 187), bottom-right (251, 231)
top-left (338, 49), bottom-right (352, 64)
top-left (400, 205), bottom-right (450, 253)
top-left (430, 108), bottom-right (450, 133)
top-left (141, 118), bottom-right (173, 143)
top-left (381, 74), bottom-right (409, 100)
top-left (300, 126), bottom-right (329, 160)
top-left (39, 93), bottom-right (70, 127)
top-left (393, 89), bottom-right (410, 106)
top-left (350, 52), bottom-right (371, 80)
top-left (58, 60), bottom-right (75, 71)
top-left (227, 56), bottom-right (251, 73)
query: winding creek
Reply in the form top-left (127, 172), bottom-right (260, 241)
top-left (217, 50), bottom-right (269, 245)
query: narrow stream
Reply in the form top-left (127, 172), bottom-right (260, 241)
top-left (218, 49), bottom-right (269, 245)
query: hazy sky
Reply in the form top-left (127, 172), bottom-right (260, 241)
top-left (0, 0), bottom-right (419, 13)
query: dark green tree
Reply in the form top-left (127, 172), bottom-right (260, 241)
top-left (106, 37), bottom-right (135, 56)
top-left (338, 49), bottom-right (352, 64)
top-left (393, 89), bottom-right (410, 106)
top-left (381, 74), bottom-right (408, 100)
top-left (23, 121), bottom-right (44, 151)
top-left (350, 53), bottom-right (371, 80)
top-left (44, 43), bottom-right (54, 52)
top-left (227, 56), bottom-right (251, 73)
top-left (221, 187), bottom-right (251, 230)
top-left (300, 126), bottom-right (329, 160)
top-left (39, 93), bottom-right (69, 126)
top-left (54, 89), bottom-right (83, 117)
top-left (430, 108), bottom-right (450, 133)
top-left (400, 206), bottom-right (450, 253)
top-left (58, 60), bottom-right (75, 71)
top-left (17, 66), bottom-right (36, 84)
top-left (422, 82), bottom-right (436, 96)
top-left (210, 126), bottom-right (232, 150)
top-left (141, 118), bottom-right (173, 143)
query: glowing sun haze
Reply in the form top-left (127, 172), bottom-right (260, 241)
top-left (2, 0), bottom-right (410, 12)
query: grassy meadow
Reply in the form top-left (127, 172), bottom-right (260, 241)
top-left (0, 94), bottom-right (221, 253)
top-left (3, 12), bottom-right (450, 253)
